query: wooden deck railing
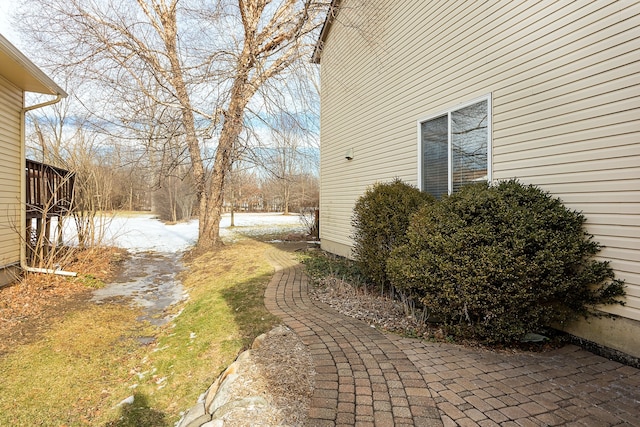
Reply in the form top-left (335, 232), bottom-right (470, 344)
top-left (25, 160), bottom-right (75, 266)
top-left (25, 159), bottom-right (75, 219)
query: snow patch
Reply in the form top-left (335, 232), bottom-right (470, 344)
top-left (63, 212), bottom-right (303, 253)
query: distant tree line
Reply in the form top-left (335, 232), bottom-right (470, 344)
top-left (26, 122), bottom-right (319, 224)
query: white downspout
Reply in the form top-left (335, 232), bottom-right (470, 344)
top-left (20, 94), bottom-right (77, 277)
top-left (24, 266), bottom-right (77, 277)
top-left (22, 93), bottom-right (63, 113)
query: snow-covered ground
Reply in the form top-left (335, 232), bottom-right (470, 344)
top-left (64, 212), bottom-right (305, 253)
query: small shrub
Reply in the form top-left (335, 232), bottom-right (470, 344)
top-left (299, 207), bottom-right (319, 238)
top-left (351, 178), bottom-right (434, 293)
top-left (387, 180), bottom-right (625, 344)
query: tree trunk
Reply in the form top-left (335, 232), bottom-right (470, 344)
top-left (200, 77), bottom-right (253, 248)
top-left (283, 182), bottom-right (290, 215)
top-left (150, 1), bottom-right (209, 244)
top-left (230, 188), bottom-right (235, 227)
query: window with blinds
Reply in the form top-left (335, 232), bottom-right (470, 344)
top-left (420, 97), bottom-right (490, 198)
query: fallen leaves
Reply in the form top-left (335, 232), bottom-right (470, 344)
top-left (0, 247), bottom-right (126, 355)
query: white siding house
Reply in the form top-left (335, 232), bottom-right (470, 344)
top-left (314, 0), bottom-right (640, 357)
top-left (0, 34), bottom-right (66, 286)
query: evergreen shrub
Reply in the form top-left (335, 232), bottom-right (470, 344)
top-left (387, 180), bottom-right (625, 343)
top-left (351, 178), bottom-right (434, 293)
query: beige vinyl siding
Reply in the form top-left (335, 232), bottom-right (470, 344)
top-left (320, 0), bottom-right (640, 325)
top-left (0, 75), bottom-right (23, 269)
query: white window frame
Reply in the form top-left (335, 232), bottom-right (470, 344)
top-left (417, 94), bottom-right (492, 196)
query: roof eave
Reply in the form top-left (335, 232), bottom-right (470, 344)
top-left (311, 0), bottom-right (342, 64)
top-left (0, 33), bottom-right (67, 97)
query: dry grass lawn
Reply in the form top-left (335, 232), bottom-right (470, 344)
top-left (0, 239), bottom-right (279, 426)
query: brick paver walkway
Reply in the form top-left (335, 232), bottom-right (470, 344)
top-left (391, 337), bottom-right (640, 426)
top-left (265, 244), bottom-right (442, 426)
top-left (265, 244), bottom-right (640, 426)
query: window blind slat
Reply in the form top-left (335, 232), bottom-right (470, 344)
top-left (421, 99), bottom-right (489, 197)
top-left (422, 115), bottom-right (448, 198)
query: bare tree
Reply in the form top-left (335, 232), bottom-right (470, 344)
top-left (16, 0), bottom-right (329, 249)
top-left (259, 113), bottom-right (304, 214)
top-left (25, 96), bottom-right (111, 248)
top-left (153, 165), bottom-right (197, 222)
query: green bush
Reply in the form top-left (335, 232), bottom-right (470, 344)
top-left (387, 180), bottom-right (625, 343)
top-left (351, 178), bottom-right (434, 293)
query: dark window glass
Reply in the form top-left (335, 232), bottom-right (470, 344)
top-left (451, 101), bottom-right (488, 193)
top-left (421, 114), bottom-right (448, 198)
top-left (421, 99), bottom-right (488, 197)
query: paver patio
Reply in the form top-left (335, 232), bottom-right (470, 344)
top-left (265, 243), bottom-right (640, 426)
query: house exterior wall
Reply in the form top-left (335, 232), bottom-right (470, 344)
top-left (0, 75), bottom-right (23, 286)
top-left (319, 0), bottom-right (640, 356)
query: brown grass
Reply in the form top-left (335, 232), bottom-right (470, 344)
top-left (0, 247), bottom-right (126, 354)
